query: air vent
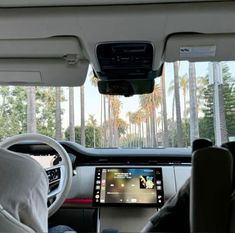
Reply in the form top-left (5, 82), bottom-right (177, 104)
top-left (96, 42), bottom-right (156, 80)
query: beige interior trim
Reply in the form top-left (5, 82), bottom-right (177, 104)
top-left (0, 59), bottom-right (88, 86)
top-left (0, 37), bottom-right (82, 58)
top-left (165, 34), bottom-right (235, 62)
top-left (0, 2), bottom-right (231, 83)
top-left (0, 37), bottom-right (88, 86)
top-left (0, 0), bottom-right (224, 7)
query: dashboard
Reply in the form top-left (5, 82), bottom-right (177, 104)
top-left (8, 141), bottom-right (192, 232)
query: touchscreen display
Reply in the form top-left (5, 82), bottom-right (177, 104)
top-left (93, 168), bottom-right (164, 207)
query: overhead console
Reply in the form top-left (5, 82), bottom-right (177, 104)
top-left (96, 43), bottom-right (155, 80)
top-left (95, 42), bottom-right (160, 96)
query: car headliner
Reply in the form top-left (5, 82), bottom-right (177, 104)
top-left (0, 1), bottom-right (232, 86)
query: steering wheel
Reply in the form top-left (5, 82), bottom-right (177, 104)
top-left (0, 133), bottom-right (73, 217)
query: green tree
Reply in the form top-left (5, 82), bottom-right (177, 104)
top-left (0, 86), bottom-right (64, 140)
top-left (0, 87), bottom-right (27, 139)
top-left (87, 114), bottom-right (97, 147)
top-left (36, 87), bottom-right (56, 137)
top-left (65, 125), bottom-right (101, 148)
top-left (199, 63), bottom-right (235, 143)
top-left (221, 64), bottom-right (235, 138)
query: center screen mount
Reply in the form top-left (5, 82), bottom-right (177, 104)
top-left (93, 167), bottom-right (164, 207)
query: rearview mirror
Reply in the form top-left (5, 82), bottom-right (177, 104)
top-left (97, 79), bottom-right (154, 97)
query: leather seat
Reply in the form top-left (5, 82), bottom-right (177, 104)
top-left (190, 147), bottom-right (233, 232)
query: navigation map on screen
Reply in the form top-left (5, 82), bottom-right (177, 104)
top-left (93, 168), bottom-right (164, 207)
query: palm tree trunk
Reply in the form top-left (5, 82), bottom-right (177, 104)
top-left (141, 122), bottom-right (144, 147)
top-left (27, 86), bottom-right (36, 133)
top-left (55, 87), bottom-right (62, 140)
top-left (153, 108), bottom-right (158, 147)
top-left (210, 62), bottom-right (228, 144)
top-left (93, 126), bottom-right (96, 147)
top-left (189, 63), bottom-right (199, 144)
top-left (80, 85), bottom-right (85, 146)
top-left (183, 90), bottom-right (187, 120)
top-left (100, 95), bottom-right (103, 147)
top-left (138, 123), bottom-right (141, 147)
top-left (173, 62), bottom-right (183, 147)
top-left (69, 87), bottom-right (75, 142)
top-left (108, 96), bottom-right (112, 147)
top-left (161, 67), bottom-right (169, 147)
top-left (114, 123), bottom-right (119, 147)
top-left (103, 95), bottom-right (107, 147)
top-left (151, 95), bottom-right (157, 147)
top-left (147, 116), bottom-right (151, 147)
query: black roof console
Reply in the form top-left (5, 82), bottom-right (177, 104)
top-left (96, 42), bottom-right (156, 80)
top-left (95, 42), bottom-right (161, 96)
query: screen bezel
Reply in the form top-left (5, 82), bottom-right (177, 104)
top-left (93, 167), bottom-right (164, 207)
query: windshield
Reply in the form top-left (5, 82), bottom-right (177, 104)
top-left (0, 61), bottom-right (234, 148)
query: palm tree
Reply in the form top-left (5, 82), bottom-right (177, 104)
top-left (139, 84), bottom-right (161, 147)
top-left (168, 80), bottom-right (175, 122)
top-left (126, 111), bottom-right (135, 147)
top-left (130, 111), bottom-right (139, 147)
top-left (179, 74), bottom-right (188, 120)
top-left (107, 96), bottom-right (112, 147)
top-left (135, 109), bottom-right (145, 147)
top-left (110, 96), bottom-right (121, 147)
top-left (139, 95), bottom-right (151, 147)
top-left (55, 87), bottom-right (62, 140)
top-left (27, 86), bottom-right (36, 133)
top-left (173, 62), bottom-right (183, 147)
top-left (90, 74), bottom-right (105, 146)
top-left (80, 85), bottom-right (85, 146)
top-left (87, 114), bottom-right (97, 147)
top-left (103, 95), bottom-right (107, 147)
top-left (126, 111), bottom-right (132, 136)
top-left (188, 62), bottom-right (199, 144)
top-left (196, 76), bottom-right (208, 113)
top-left (69, 87), bottom-right (75, 142)
top-left (168, 80), bottom-right (176, 146)
top-left (160, 66), bottom-right (169, 147)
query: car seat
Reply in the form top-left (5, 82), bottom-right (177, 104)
top-left (190, 146), bottom-right (233, 232)
top-left (0, 204), bottom-right (36, 233)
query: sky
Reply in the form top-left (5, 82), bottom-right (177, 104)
top-left (61, 61), bottom-right (235, 130)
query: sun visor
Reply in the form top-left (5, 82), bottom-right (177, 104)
top-left (0, 59), bottom-right (88, 86)
top-left (0, 37), bottom-right (89, 86)
top-left (164, 34), bottom-right (235, 62)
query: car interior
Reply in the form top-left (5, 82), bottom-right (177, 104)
top-left (0, 0), bottom-right (235, 232)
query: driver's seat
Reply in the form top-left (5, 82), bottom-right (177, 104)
top-left (0, 204), bottom-right (35, 233)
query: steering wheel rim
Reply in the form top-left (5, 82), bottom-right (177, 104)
top-left (0, 133), bottom-right (73, 217)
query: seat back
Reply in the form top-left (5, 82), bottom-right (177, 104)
top-left (0, 205), bottom-right (36, 233)
top-left (190, 147), bottom-right (233, 232)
